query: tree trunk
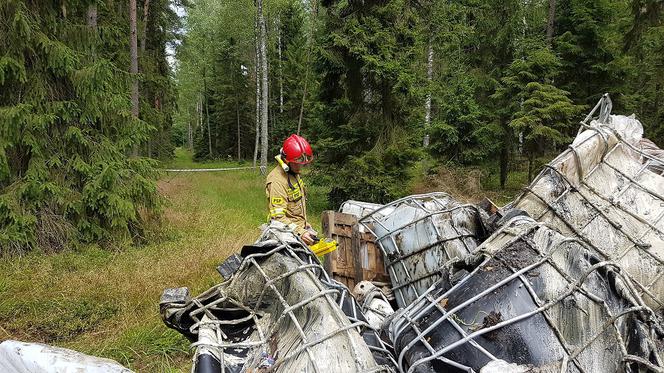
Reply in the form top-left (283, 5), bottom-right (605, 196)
top-left (528, 154), bottom-right (534, 182)
top-left (234, 64), bottom-right (242, 161)
top-left (198, 93), bottom-right (203, 138)
top-left (129, 0), bottom-right (140, 156)
top-left (258, 0), bottom-right (269, 174)
top-left (206, 97), bottom-right (212, 158)
top-left (297, 66), bottom-right (309, 135)
top-left (198, 94), bottom-right (203, 151)
top-left (500, 124), bottom-right (510, 189)
top-left (277, 16), bottom-right (284, 114)
top-left (297, 0), bottom-right (318, 134)
top-left (423, 35), bottom-right (433, 147)
top-left (204, 70), bottom-right (212, 158)
top-left (655, 83), bottom-right (661, 110)
top-left (141, 0), bottom-right (151, 53)
top-left (546, 0), bottom-right (556, 46)
top-left (87, 3), bottom-right (97, 56)
top-left (188, 115), bottom-right (193, 150)
top-left (87, 3), bottom-right (97, 28)
top-left (237, 100), bottom-right (242, 161)
top-left (253, 15), bottom-right (261, 168)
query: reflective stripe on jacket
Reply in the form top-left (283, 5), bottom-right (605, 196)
top-left (265, 165), bottom-right (307, 235)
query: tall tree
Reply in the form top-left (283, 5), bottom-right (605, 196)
top-left (494, 48), bottom-right (584, 180)
top-left (423, 36), bottom-right (433, 147)
top-left (547, 0), bottom-right (557, 44)
top-left (87, 2), bottom-right (97, 29)
top-left (130, 0), bottom-right (140, 123)
top-left (0, 0), bottom-right (164, 252)
top-left (254, 15), bottom-right (261, 167)
top-left (296, 0), bottom-right (318, 134)
top-left (258, 0), bottom-right (269, 173)
top-left (277, 16), bottom-right (284, 114)
top-left (141, 0), bottom-right (151, 53)
top-left (314, 0), bottom-right (422, 205)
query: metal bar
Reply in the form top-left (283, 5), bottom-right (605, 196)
top-left (161, 166), bottom-right (257, 172)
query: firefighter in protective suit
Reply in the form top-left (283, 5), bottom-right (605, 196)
top-left (265, 134), bottom-right (317, 245)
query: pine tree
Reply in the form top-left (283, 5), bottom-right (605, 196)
top-left (314, 0), bottom-right (422, 206)
top-left (493, 48), bottom-right (584, 181)
top-left (0, 1), bottom-right (165, 253)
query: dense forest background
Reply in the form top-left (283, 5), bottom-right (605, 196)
top-left (176, 0), bottom-right (664, 206)
top-left (2, 0), bottom-right (664, 253)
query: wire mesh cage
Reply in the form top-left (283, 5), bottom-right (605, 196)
top-left (359, 193), bottom-right (490, 308)
top-left (389, 216), bottom-right (663, 373)
top-left (384, 96), bottom-right (664, 373)
top-left (512, 96), bottom-right (664, 311)
top-left (160, 225), bottom-right (397, 373)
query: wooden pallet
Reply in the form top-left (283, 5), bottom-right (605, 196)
top-left (321, 211), bottom-right (390, 290)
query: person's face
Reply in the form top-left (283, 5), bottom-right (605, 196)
top-left (289, 162), bottom-right (306, 174)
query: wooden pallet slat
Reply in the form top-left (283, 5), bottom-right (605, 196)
top-left (321, 211), bottom-right (390, 290)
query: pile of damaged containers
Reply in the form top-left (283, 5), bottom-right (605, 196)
top-left (161, 95), bottom-right (664, 373)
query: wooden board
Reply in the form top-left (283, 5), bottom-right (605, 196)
top-left (322, 211), bottom-right (390, 290)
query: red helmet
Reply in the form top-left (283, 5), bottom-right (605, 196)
top-left (282, 134), bottom-right (313, 164)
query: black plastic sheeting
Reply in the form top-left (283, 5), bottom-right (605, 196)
top-left (389, 216), bottom-right (663, 373)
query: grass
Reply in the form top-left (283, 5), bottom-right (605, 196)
top-left (413, 162), bottom-right (528, 206)
top-left (411, 153), bottom-right (556, 206)
top-left (163, 147), bottom-right (253, 169)
top-left (0, 148), bottom-right (530, 372)
top-left (0, 148), bottom-right (327, 372)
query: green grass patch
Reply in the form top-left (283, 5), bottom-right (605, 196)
top-left (163, 147), bottom-right (253, 169)
top-left (0, 148), bottom-right (332, 372)
top-left (88, 322), bottom-right (190, 372)
top-left (0, 297), bottom-right (118, 343)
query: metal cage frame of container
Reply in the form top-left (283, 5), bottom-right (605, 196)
top-left (171, 226), bottom-right (398, 373)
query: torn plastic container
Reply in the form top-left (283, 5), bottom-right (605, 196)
top-left (512, 110), bottom-right (664, 310)
top-left (0, 340), bottom-right (132, 373)
top-left (353, 280), bottom-right (395, 330)
top-left (340, 200), bottom-right (386, 219)
top-left (161, 224), bottom-right (396, 372)
top-left (360, 193), bottom-right (490, 308)
top-left (389, 215), bottom-right (663, 373)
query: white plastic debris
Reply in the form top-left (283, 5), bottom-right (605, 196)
top-left (479, 359), bottom-right (531, 373)
top-left (514, 114), bottom-right (664, 310)
top-left (360, 193), bottom-right (487, 308)
top-left (353, 281), bottom-right (395, 330)
top-left (0, 340), bottom-right (132, 373)
top-left (161, 223), bottom-right (396, 372)
top-left (339, 200), bottom-right (386, 219)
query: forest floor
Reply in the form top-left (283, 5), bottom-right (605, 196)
top-left (0, 148), bottom-right (524, 372)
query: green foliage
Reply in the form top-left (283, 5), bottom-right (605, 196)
top-left (313, 0), bottom-right (422, 202)
top-left (493, 47), bottom-right (585, 172)
top-left (0, 1), bottom-right (171, 253)
top-left (193, 38), bottom-right (253, 161)
top-left (327, 131), bottom-right (422, 207)
top-left (621, 2), bottom-right (664, 144)
top-left (428, 72), bottom-right (499, 163)
top-left (0, 297), bottom-right (118, 342)
top-left (269, 0), bottom-right (315, 156)
top-left (174, 0), bottom-right (256, 161)
top-left (554, 0), bottom-right (630, 106)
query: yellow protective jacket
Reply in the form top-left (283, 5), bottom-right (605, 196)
top-left (265, 165), bottom-right (308, 236)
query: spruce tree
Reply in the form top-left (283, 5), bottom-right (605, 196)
top-left (493, 47), bottom-right (584, 181)
top-left (313, 0), bottom-right (422, 206)
top-left (0, 1), bottom-right (165, 253)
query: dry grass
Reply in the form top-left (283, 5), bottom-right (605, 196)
top-left (413, 164), bottom-right (528, 206)
top-left (0, 152), bottom-right (275, 372)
